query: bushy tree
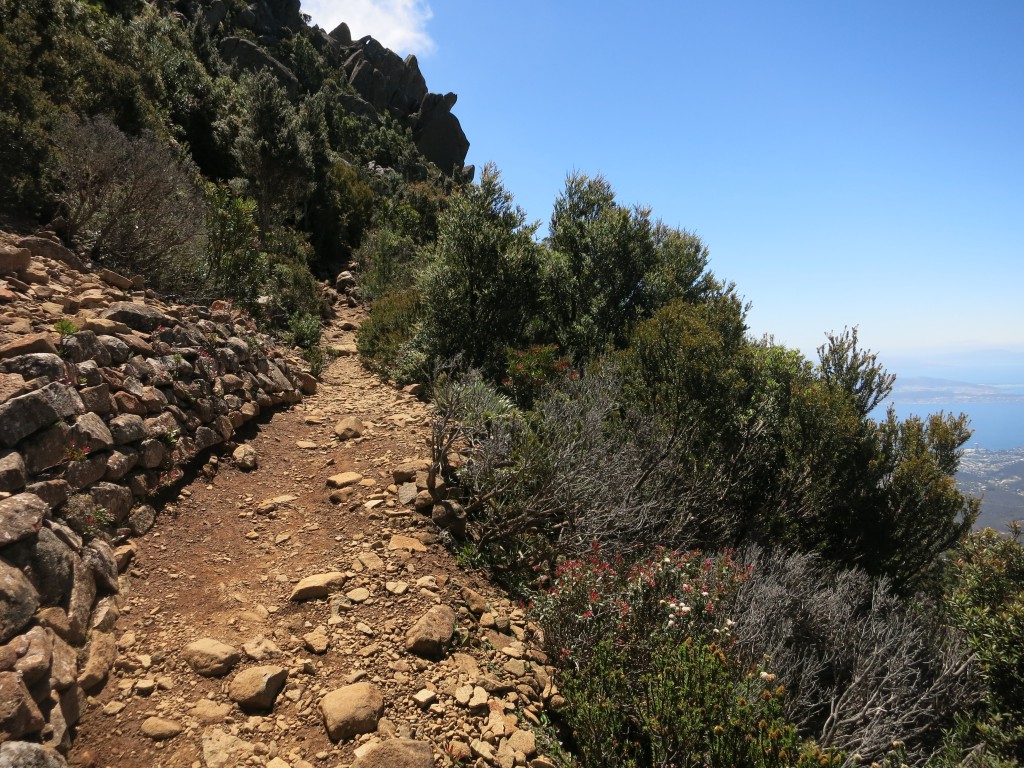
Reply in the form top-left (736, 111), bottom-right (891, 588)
top-left (417, 164), bottom-right (541, 377)
top-left (47, 114), bottom-right (205, 283)
top-left (233, 70), bottom-right (313, 232)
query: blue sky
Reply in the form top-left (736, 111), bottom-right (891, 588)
top-left (303, 1), bottom-right (1024, 378)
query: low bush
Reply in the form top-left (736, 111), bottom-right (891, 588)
top-left (729, 548), bottom-right (978, 764)
top-left (533, 547), bottom-right (841, 767)
top-left (48, 114), bottom-right (205, 285)
top-left (356, 289), bottom-right (424, 383)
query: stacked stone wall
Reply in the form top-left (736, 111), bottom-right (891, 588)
top-left (0, 232), bottom-right (311, 757)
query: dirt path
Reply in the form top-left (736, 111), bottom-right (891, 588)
top-left (66, 307), bottom-right (551, 768)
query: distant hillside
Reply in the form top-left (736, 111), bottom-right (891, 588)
top-left (958, 447), bottom-right (1024, 530)
top-left (893, 376), bottom-right (1024, 403)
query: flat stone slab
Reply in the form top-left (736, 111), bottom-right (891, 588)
top-left (326, 472), bottom-right (362, 489)
top-left (290, 572), bottom-right (347, 601)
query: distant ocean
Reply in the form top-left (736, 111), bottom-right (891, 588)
top-left (883, 399), bottom-right (1024, 451)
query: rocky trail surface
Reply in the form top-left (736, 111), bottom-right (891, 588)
top-left (59, 308), bottom-right (560, 768)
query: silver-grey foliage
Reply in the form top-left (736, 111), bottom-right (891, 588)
top-left (49, 114), bottom-right (206, 285)
top-left (730, 547), bottom-right (978, 765)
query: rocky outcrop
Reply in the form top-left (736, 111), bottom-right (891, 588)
top-left (0, 230), bottom-right (309, 754)
top-left (218, 36), bottom-right (299, 100)
top-left (336, 36), bottom-right (471, 175)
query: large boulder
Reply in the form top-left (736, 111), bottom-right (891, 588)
top-left (319, 682), bottom-right (384, 741)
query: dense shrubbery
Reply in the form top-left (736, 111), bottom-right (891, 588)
top-left (356, 165), bottom-right (998, 765)
top-left (5, 0), bottom-right (1015, 761)
top-left (535, 547), bottom-right (843, 767)
top-left (1, 0), bottom-right (455, 347)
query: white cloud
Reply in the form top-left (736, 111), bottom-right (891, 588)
top-left (302, 0), bottom-right (435, 56)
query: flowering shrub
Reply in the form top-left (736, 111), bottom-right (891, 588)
top-left (503, 344), bottom-right (577, 406)
top-left (533, 546), bottom-right (841, 767)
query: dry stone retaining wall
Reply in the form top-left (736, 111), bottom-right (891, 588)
top-left (0, 231), bottom-right (312, 758)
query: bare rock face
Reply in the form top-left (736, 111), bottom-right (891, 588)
top-left (351, 738), bottom-right (435, 768)
top-left (0, 560), bottom-right (39, 644)
top-left (0, 671), bottom-right (45, 740)
top-left (228, 665), bottom-right (288, 712)
top-left (405, 605), bottom-right (457, 660)
top-left (181, 638), bottom-right (241, 677)
top-left (319, 682), bottom-right (384, 741)
top-left (0, 740), bottom-right (68, 767)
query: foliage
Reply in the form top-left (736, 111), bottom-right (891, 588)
top-left (198, 182), bottom-right (268, 311)
top-left (287, 312), bottom-right (322, 349)
top-left (416, 164), bottom-right (542, 378)
top-left (356, 289), bottom-right (424, 382)
top-left (543, 173), bottom-right (716, 359)
top-left (502, 343), bottom-right (576, 407)
top-left (232, 70), bottom-right (313, 232)
top-left (534, 547), bottom-right (840, 767)
top-left (354, 226), bottom-right (422, 300)
top-left (945, 527), bottom-right (1024, 762)
top-left (729, 547), bottom-right (978, 764)
top-left (47, 114), bottom-right (206, 284)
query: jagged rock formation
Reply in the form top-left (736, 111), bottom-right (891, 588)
top-left (329, 29), bottom-right (471, 176)
top-left (185, 0), bottom-right (472, 178)
top-left (0, 231), bottom-right (312, 756)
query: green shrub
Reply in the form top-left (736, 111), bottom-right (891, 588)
top-left (502, 343), bottom-right (576, 407)
top-left (534, 547), bottom-right (839, 768)
top-left (945, 527), bottom-right (1024, 761)
top-left (356, 289), bottom-right (423, 381)
top-left (355, 227), bottom-right (422, 300)
top-left (287, 312), bottom-right (321, 349)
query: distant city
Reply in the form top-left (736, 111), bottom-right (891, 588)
top-left (883, 376), bottom-right (1024, 531)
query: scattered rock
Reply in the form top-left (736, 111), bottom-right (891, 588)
top-left (350, 738), bottom-right (434, 768)
top-left (462, 586), bottom-right (489, 615)
top-left (320, 682), bottom-right (384, 741)
top-left (290, 572), bottom-right (347, 601)
top-left (232, 444), bottom-right (258, 471)
top-left (140, 716), bottom-right (182, 740)
top-left (192, 699), bottom-right (233, 724)
top-left (388, 534), bottom-right (427, 552)
top-left (405, 605), bottom-right (457, 659)
top-left (303, 626), bottom-right (329, 654)
top-left (181, 638), bottom-right (241, 677)
top-left (326, 472), bottom-right (362, 489)
top-left (202, 727), bottom-right (255, 768)
top-left (228, 665), bottom-right (287, 712)
top-left (334, 416), bottom-right (364, 440)
top-left (0, 740), bottom-right (68, 768)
